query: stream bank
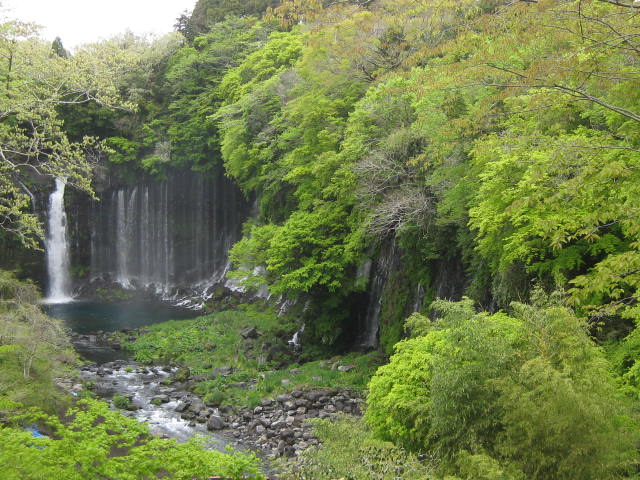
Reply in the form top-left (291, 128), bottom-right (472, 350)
top-left (79, 356), bottom-right (364, 459)
top-left (51, 299), bottom-right (369, 475)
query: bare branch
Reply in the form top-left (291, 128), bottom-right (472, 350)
top-left (596, 0), bottom-right (640, 9)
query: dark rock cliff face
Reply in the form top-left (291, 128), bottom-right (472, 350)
top-left (0, 175), bottom-right (54, 286)
top-left (352, 239), bottom-right (467, 351)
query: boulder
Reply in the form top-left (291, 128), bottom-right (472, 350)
top-left (337, 365), bottom-right (356, 372)
top-left (240, 325), bottom-right (259, 339)
top-left (207, 415), bottom-right (226, 431)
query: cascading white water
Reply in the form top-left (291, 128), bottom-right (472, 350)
top-left (45, 177), bottom-right (73, 303)
top-left (89, 170), bottom-right (249, 305)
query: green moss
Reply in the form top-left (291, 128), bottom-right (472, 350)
top-left (379, 271), bottom-right (416, 356)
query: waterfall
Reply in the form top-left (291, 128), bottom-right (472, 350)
top-left (357, 242), bottom-right (403, 349)
top-left (89, 169), bottom-right (249, 303)
top-left (45, 178), bottom-right (73, 303)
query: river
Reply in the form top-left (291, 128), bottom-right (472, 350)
top-left (44, 300), bottom-right (242, 453)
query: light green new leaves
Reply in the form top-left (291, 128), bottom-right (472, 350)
top-left (366, 298), bottom-right (638, 478)
top-left (469, 122), bottom-right (640, 319)
top-left (0, 400), bottom-right (264, 480)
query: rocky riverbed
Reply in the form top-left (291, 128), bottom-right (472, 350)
top-left (79, 360), bottom-right (363, 460)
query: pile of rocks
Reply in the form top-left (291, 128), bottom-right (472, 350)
top-left (72, 331), bottom-right (126, 350)
top-left (176, 388), bottom-right (363, 457)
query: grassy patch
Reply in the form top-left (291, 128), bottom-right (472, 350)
top-left (124, 307), bottom-right (383, 407)
top-left (112, 393), bottom-right (131, 409)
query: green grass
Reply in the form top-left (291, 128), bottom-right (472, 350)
top-left (112, 393), bottom-right (131, 409)
top-left (124, 307), bottom-right (383, 407)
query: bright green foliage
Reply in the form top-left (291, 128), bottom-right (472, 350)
top-left (366, 297), bottom-right (638, 479)
top-left (105, 136), bottom-right (142, 164)
top-left (216, 30), bottom-right (304, 201)
top-left (126, 308), bottom-right (380, 406)
top-left (0, 21), bottom-right (137, 246)
top-left (447, 451), bottom-right (525, 480)
top-left (365, 332), bottom-right (440, 450)
top-left (469, 120), bottom-right (640, 320)
top-left (112, 393), bottom-right (132, 409)
top-left (265, 205), bottom-right (361, 294)
top-left (0, 399), bottom-right (264, 480)
top-left (126, 311), bottom-right (262, 366)
top-left (217, 24), bottom-right (376, 343)
top-left (218, 31), bottom-right (303, 105)
top-left (286, 415), bottom-right (436, 480)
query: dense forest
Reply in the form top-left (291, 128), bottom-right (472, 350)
top-left (1, 0), bottom-right (640, 478)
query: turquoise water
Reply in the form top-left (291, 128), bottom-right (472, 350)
top-left (44, 300), bottom-right (199, 334)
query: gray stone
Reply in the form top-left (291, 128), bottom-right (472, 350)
top-left (190, 400), bottom-right (206, 414)
top-left (207, 415), bottom-right (226, 431)
top-left (259, 417), bottom-right (271, 428)
top-left (337, 365), bottom-right (356, 372)
top-left (304, 391), bottom-right (323, 402)
top-left (240, 325), bottom-right (259, 339)
top-left (211, 365), bottom-right (233, 378)
top-left (180, 411), bottom-right (196, 420)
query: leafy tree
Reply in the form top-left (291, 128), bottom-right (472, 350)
top-left (161, 18), bottom-right (278, 172)
top-left (0, 271), bottom-right (75, 412)
top-left (0, 20), bottom-right (138, 247)
top-left (366, 297), bottom-right (638, 478)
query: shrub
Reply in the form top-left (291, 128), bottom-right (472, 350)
top-left (366, 297), bottom-right (639, 479)
top-left (285, 415), bottom-right (435, 480)
top-left (112, 394), bottom-right (131, 410)
top-left (0, 399), bottom-right (264, 480)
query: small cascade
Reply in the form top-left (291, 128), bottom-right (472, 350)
top-left (45, 178), bottom-right (73, 303)
top-left (357, 242), bottom-right (403, 349)
top-left (80, 362), bottom-right (234, 448)
top-left (359, 265), bottom-right (385, 349)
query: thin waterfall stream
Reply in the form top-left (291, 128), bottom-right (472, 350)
top-left (45, 177), bottom-right (73, 303)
